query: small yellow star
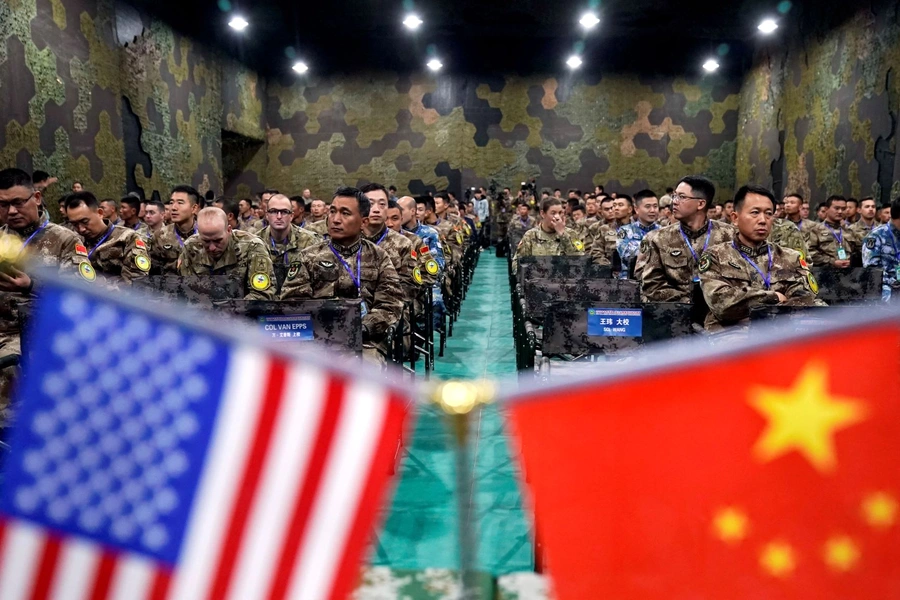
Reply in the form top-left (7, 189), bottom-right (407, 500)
top-left (760, 540), bottom-right (796, 578)
top-left (748, 361), bottom-right (867, 473)
top-left (712, 507), bottom-right (749, 544)
top-left (862, 491), bottom-right (898, 530)
top-left (823, 535), bottom-right (860, 573)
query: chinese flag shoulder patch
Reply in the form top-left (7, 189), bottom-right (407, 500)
top-left (135, 238), bottom-right (147, 249)
top-left (74, 244), bottom-right (88, 257)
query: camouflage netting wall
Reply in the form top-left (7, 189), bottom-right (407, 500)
top-left (264, 74), bottom-right (741, 201)
top-left (737, 1), bottom-right (900, 204)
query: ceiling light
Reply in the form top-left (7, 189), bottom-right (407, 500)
top-left (566, 55), bottom-right (583, 69)
top-left (579, 12), bottom-right (600, 30)
top-left (426, 58), bottom-right (442, 72)
top-left (758, 18), bottom-right (778, 34)
top-left (403, 14), bottom-right (423, 30)
top-left (702, 58), bottom-right (720, 72)
top-left (228, 15), bottom-right (248, 31)
top-left (292, 61), bottom-right (309, 74)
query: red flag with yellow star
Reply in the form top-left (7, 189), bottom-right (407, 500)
top-left (509, 317), bottom-right (900, 599)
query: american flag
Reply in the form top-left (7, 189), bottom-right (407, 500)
top-left (0, 281), bottom-right (411, 600)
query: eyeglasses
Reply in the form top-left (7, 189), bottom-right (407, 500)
top-left (0, 192), bottom-right (35, 210)
top-left (266, 209), bottom-right (292, 217)
top-left (671, 192), bottom-right (704, 203)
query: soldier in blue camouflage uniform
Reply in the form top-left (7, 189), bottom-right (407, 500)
top-left (862, 199), bottom-right (900, 301)
top-left (401, 196), bottom-right (445, 327)
top-left (616, 189), bottom-right (660, 279)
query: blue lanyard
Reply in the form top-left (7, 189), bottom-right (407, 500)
top-left (21, 221), bottom-right (49, 250)
top-left (375, 228), bottom-right (389, 246)
top-left (679, 221), bottom-right (713, 264)
top-left (824, 223), bottom-right (843, 246)
top-left (270, 236), bottom-right (290, 265)
top-left (734, 242), bottom-right (773, 289)
top-left (329, 243), bottom-right (362, 291)
top-left (174, 223), bottom-right (197, 247)
top-left (87, 225), bottom-right (115, 259)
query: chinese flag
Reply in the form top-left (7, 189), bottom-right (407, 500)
top-left (509, 323), bottom-right (900, 599)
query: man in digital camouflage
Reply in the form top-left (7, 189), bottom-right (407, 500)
top-left (783, 192), bottom-right (837, 267)
top-left (862, 198), bottom-right (900, 301)
top-left (65, 192), bottom-right (151, 286)
top-left (280, 187), bottom-right (403, 364)
top-left (512, 197), bottom-right (587, 273)
top-left (150, 185), bottom-right (200, 274)
top-left (361, 183), bottom-right (419, 296)
top-left (616, 189), bottom-right (660, 279)
top-left (851, 197), bottom-right (879, 238)
top-left (257, 194), bottom-right (319, 291)
top-left (699, 185), bottom-right (819, 332)
top-left (508, 203), bottom-right (536, 237)
top-left (768, 196), bottom-right (809, 259)
top-left (118, 195), bottom-right (151, 241)
top-left (236, 197), bottom-right (263, 231)
top-left (640, 175), bottom-right (736, 303)
top-left (386, 198), bottom-right (438, 289)
top-left (820, 195), bottom-right (860, 269)
top-left (179, 207), bottom-right (277, 301)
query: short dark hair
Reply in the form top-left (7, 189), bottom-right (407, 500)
top-left (567, 188), bottom-right (582, 197)
top-left (146, 200), bottom-right (166, 212)
top-left (784, 192), bottom-right (804, 202)
top-left (846, 197), bottom-right (858, 207)
top-left (387, 198), bottom-right (400, 210)
top-left (634, 189), bottom-right (657, 206)
top-left (891, 199), bottom-right (900, 220)
top-left (823, 194), bottom-right (847, 208)
top-left (541, 197), bottom-right (563, 212)
top-left (677, 175), bottom-right (716, 205)
top-left (434, 191), bottom-right (450, 203)
top-left (566, 197), bottom-right (580, 209)
top-left (171, 185), bottom-right (201, 206)
top-left (599, 196), bottom-right (614, 205)
top-left (100, 197), bottom-right (118, 208)
top-left (120, 196), bottom-right (140, 212)
top-left (733, 184), bottom-right (776, 212)
top-left (65, 191), bottom-right (100, 211)
top-left (0, 168), bottom-right (33, 191)
top-left (289, 195), bottom-right (306, 210)
top-left (415, 196), bottom-right (436, 212)
top-left (222, 200), bottom-right (241, 221)
top-left (261, 188), bottom-right (279, 197)
top-left (32, 170), bottom-right (50, 184)
top-left (332, 186), bottom-right (370, 218)
top-left (388, 185), bottom-right (397, 193)
top-left (205, 190), bottom-right (216, 201)
top-left (359, 182), bottom-right (390, 201)
top-left (573, 203), bottom-right (586, 214)
top-left (617, 194), bottom-right (633, 207)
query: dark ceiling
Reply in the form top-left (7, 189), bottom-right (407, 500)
top-left (122, 0), bottom-right (866, 80)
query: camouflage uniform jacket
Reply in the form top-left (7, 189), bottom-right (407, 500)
top-left (785, 218), bottom-right (837, 266)
top-left (0, 218), bottom-right (94, 335)
top-left (432, 217), bottom-right (463, 266)
top-left (512, 225), bottom-right (585, 272)
top-left (124, 220), bottom-right (152, 242)
top-left (299, 219), bottom-right (328, 238)
top-left (84, 222), bottom-right (151, 286)
top-left (400, 229), bottom-right (439, 287)
top-left (640, 219), bottom-right (736, 303)
top-left (258, 225), bottom-right (319, 269)
top-left (769, 218), bottom-right (809, 259)
top-left (850, 219), bottom-right (878, 239)
top-left (150, 221), bottom-right (197, 274)
top-left (616, 221), bottom-right (660, 276)
top-left (279, 238), bottom-right (403, 347)
top-left (821, 221), bottom-right (862, 258)
top-left (699, 240), bottom-right (818, 331)
top-left (237, 213), bottom-right (262, 232)
top-left (179, 229), bottom-right (277, 301)
top-left (364, 226), bottom-right (418, 295)
top-left (508, 215), bottom-right (536, 234)
top-left (586, 221), bottom-right (616, 267)
top-left (862, 222), bottom-right (900, 300)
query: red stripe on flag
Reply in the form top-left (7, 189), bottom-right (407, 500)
top-left (266, 376), bottom-right (347, 600)
top-left (207, 358), bottom-right (289, 600)
top-left (87, 551), bottom-right (116, 600)
top-left (148, 568), bottom-right (172, 600)
top-left (29, 535), bottom-right (61, 600)
top-left (0, 519), bottom-right (7, 558)
top-left (328, 394), bottom-right (409, 600)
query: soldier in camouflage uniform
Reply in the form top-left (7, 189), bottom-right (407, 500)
top-left (641, 176), bottom-right (736, 303)
top-left (820, 195), bottom-right (861, 269)
top-left (0, 169), bottom-right (96, 422)
top-left (387, 199), bottom-right (438, 288)
top-left (769, 214), bottom-right (809, 259)
top-left (783, 193), bottom-right (837, 267)
top-left (119, 195), bottom-right (151, 241)
top-left (851, 197), bottom-right (879, 238)
top-left (862, 200), bottom-right (900, 301)
top-left (280, 187), bottom-right (403, 364)
top-left (66, 192), bottom-right (151, 286)
top-left (361, 184), bottom-right (419, 295)
top-left (512, 197), bottom-right (588, 272)
top-left (586, 220), bottom-right (617, 266)
top-left (616, 190), bottom-right (660, 278)
top-left (179, 207), bottom-right (277, 301)
top-left (150, 185), bottom-right (200, 274)
top-left (258, 194), bottom-right (319, 291)
top-left (509, 204), bottom-right (536, 235)
top-left (236, 198), bottom-right (263, 231)
top-left (700, 185), bottom-right (818, 332)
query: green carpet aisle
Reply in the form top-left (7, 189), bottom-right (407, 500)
top-left (372, 248), bottom-right (533, 574)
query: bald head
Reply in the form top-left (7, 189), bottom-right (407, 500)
top-left (398, 196), bottom-right (417, 228)
top-left (197, 207), bottom-right (231, 259)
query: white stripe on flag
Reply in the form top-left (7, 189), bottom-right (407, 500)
top-left (289, 381), bottom-right (388, 600)
top-left (168, 347), bottom-right (268, 600)
top-left (48, 538), bottom-right (99, 600)
top-left (0, 521), bottom-right (44, 600)
top-left (107, 553), bottom-right (155, 600)
top-left (226, 364), bottom-right (328, 600)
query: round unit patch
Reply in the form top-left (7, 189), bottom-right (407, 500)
top-left (79, 262), bottom-right (96, 282)
top-left (413, 268), bottom-right (423, 285)
top-left (698, 254), bottom-right (711, 273)
top-left (251, 273), bottom-right (271, 291)
top-left (573, 240), bottom-right (584, 251)
top-left (425, 259), bottom-right (439, 275)
top-left (135, 255), bottom-right (151, 272)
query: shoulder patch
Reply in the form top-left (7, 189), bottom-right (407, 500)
top-left (413, 267), bottom-right (423, 285)
top-left (573, 239), bottom-right (585, 251)
top-left (617, 228), bottom-right (626, 239)
top-left (639, 239), bottom-right (649, 254)
top-left (287, 261), bottom-right (301, 280)
top-left (698, 254), bottom-right (711, 273)
top-left (134, 255), bottom-right (151, 272)
top-left (799, 256), bottom-right (809, 269)
top-left (74, 244), bottom-right (88, 257)
top-left (866, 237), bottom-right (876, 249)
top-left (251, 272), bottom-right (271, 291)
top-left (411, 249), bottom-right (417, 259)
top-left (419, 245), bottom-right (429, 255)
top-left (135, 238), bottom-right (147, 249)
top-left (425, 259), bottom-right (439, 275)
top-left (79, 262), bottom-right (96, 282)
top-left (807, 271), bottom-right (819, 294)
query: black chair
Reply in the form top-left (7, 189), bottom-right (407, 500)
top-left (133, 275), bottom-right (245, 307)
top-left (810, 267), bottom-right (883, 305)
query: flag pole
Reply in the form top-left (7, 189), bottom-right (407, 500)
top-left (432, 380), bottom-right (496, 599)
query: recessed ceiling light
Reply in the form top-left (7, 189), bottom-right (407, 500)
top-left (426, 58), bottom-right (442, 72)
top-left (292, 61), bottom-right (309, 74)
top-left (228, 16), bottom-right (248, 31)
top-left (702, 58), bottom-right (720, 72)
top-left (566, 55), bottom-right (583, 69)
top-left (403, 14), bottom-right (423, 30)
top-left (758, 18), bottom-right (778, 34)
top-left (579, 12), bottom-right (600, 30)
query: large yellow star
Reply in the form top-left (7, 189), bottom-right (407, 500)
top-left (748, 361), bottom-right (867, 474)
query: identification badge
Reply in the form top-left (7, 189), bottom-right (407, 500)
top-left (587, 308), bottom-right (643, 337)
top-left (837, 247), bottom-right (848, 260)
top-left (259, 314), bottom-right (313, 341)
top-left (360, 300), bottom-right (368, 318)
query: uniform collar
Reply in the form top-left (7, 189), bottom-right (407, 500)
top-left (637, 220), bottom-right (658, 233)
top-left (85, 220), bottom-right (114, 246)
top-left (331, 237), bottom-right (362, 256)
top-left (174, 220), bottom-right (196, 238)
top-left (735, 239), bottom-right (770, 257)
top-left (266, 225), bottom-right (296, 248)
top-left (363, 225), bottom-right (388, 244)
top-left (680, 219), bottom-right (711, 239)
top-left (15, 213), bottom-right (50, 237)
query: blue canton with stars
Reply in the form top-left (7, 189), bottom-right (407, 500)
top-left (0, 285), bottom-right (231, 565)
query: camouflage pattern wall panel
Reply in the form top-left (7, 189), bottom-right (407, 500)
top-left (738, 2), bottom-right (900, 204)
top-left (735, 52), bottom-right (785, 192)
top-left (0, 0), bottom-right (125, 206)
top-left (221, 60), bottom-right (266, 141)
top-left (263, 73), bottom-right (741, 201)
